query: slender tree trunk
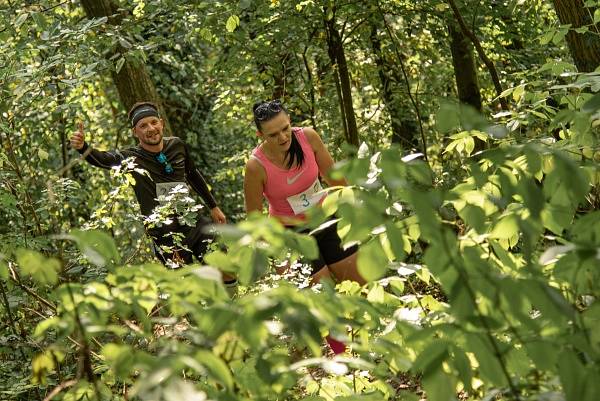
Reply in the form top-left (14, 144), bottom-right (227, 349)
top-left (448, 22), bottom-right (486, 152)
top-left (79, 0), bottom-right (172, 136)
top-left (271, 53), bottom-right (289, 100)
top-left (448, 22), bottom-right (482, 111)
top-left (301, 44), bottom-right (318, 129)
top-left (324, 7), bottom-right (359, 147)
top-left (552, 0), bottom-right (600, 72)
top-left (446, 0), bottom-right (508, 111)
top-left (369, 23), bottom-right (417, 148)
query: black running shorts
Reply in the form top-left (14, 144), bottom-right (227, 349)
top-left (293, 219), bottom-right (358, 274)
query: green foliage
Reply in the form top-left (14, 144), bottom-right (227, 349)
top-left (1, 0), bottom-right (600, 400)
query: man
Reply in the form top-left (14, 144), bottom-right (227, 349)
top-left (70, 102), bottom-right (230, 274)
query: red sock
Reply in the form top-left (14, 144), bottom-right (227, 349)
top-left (325, 335), bottom-right (346, 355)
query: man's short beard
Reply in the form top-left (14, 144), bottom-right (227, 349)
top-left (141, 134), bottom-right (162, 145)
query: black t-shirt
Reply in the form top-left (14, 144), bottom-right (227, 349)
top-left (78, 137), bottom-right (217, 238)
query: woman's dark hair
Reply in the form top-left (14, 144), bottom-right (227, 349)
top-left (253, 100), bottom-right (304, 169)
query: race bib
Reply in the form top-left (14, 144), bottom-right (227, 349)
top-left (156, 182), bottom-right (189, 202)
top-left (287, 178), bottom-right (326, 215)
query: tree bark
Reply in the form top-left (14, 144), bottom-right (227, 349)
top-left (369, 23), bottom-right (417, 148)
top-left (448, 22), bottom-right (486, 152)
top-left (446, 0), bottom-right (509, 111)
top-left (79, 0), bottom-right (172, 136)
top-left (324, 7), bottom-right (359, 147)
top-left (448, 22), bottom-right (482, 112)
top-left (552, 0), bottom-right (600, 72)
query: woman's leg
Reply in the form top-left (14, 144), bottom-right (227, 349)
top-left (310, 266), bottom-right (334, 284)
top-left (312, 220), bottom-right (365, 285)
top-left (326, 251), bottom-right (365, 285)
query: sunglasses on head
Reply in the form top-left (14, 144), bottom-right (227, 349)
top-left (253, 100), bottom-right (284, 122)
top-left (155, 152), bottom-right (174, 174)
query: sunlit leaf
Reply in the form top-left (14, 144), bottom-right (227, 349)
top-left (15, 249), bottom-right (60, 285)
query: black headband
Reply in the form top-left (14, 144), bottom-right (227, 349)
top-left (130, 105), bottom-right (160, 127)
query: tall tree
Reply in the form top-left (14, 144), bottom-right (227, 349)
top-left (324, 4), bottom-right (359, 147)
top-left (448, 22), bottom-right (482, 112)
top-left (552, 0), bottom-right (600, 72)
top-left (79, 0), bottom-right (173, 135)
top-left (446, 0), bottom-right (509, 111)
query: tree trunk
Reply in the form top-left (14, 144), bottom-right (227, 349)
top-left (552, 0), bottom-right (600, 72)
top-left (448, 22), bottom-right (486, 152)
top-left (79, 0), bottom-right (173, 136)
top-left (369, 23), bottom-right (418, 149)
top-left (448, 22), bottom-right (482, 111)
top-left (324, 8), bottom-right (359, 147)
top-left (446, 0), bottom-right (508, 111)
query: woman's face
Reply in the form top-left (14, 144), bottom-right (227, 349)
top-left (258, 112), bottom-right (292, 152)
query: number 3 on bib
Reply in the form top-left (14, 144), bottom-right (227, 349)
top-left (300, 193), bottom-right (310, 207)
top-left (287, 178), bottom-right (325, 215)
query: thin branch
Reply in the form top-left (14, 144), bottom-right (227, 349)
top-left (40, 1), bottom-right (69, 13)
top-left (42, 379), bottom-right (78, 401)
top-left (8, 264), bottom-right (57, 311)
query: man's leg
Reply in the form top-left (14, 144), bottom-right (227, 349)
top-left (185, 216), bottom-right (238, 296)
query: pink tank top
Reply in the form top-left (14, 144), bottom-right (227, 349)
top-left (251, 127), bottom-right (325, 219)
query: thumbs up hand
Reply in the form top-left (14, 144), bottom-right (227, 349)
top-left (70, 121), bottom-right (85, 150)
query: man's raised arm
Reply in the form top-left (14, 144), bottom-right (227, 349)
top-left (70, 122), bottom-right (124, 169)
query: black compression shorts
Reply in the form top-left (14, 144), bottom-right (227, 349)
top-left (293, 219), bottom-right (358, 275)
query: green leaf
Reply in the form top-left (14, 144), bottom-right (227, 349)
top-left (66, 229), bottom-right (120, 267)
top-left (115, 57), bottom-right (125, 74)
top-left (33, 317), bottom-right (62, 338)
top-left (31, 12), bottom-right (47, 30)
top-left (38, 149), bottom-right (49, 161)
top-left (512, 85), bottom-right (525, 102)
top-left (436, 102), bottom-right (461, 133)
top-left (288, 231), bottom-right (319, 260)
top-left (357, 238), bottom-right (389, 282)
top-left (411, 340), bottom-right (449, 376)
top-left (366, 283), bottom-right (385, 303)
top-left (524, 341), bottom-right (557, 371)
top-left (541, 205), bottom-right (572, 234)
top-left (14, 13), bottom-right (28, 28)
top-left (225, 15), bottom-right (240, 32)
top-left (458, 204), bottom-right (486, 233)
top-left (195, 350), bottom-right (234, 390)
top-left (539, 30), bottom-right (554, 45)
top-left (384, 222), bottom-right (407, 260)
top-left (558, 350), bottom-right (587, 401)
top-left (15, 249), bottom-right (60, 285)
top-left (489, 214), bottom-right (519, 240)
top-left (239, 0), bottom-right (252, 10)
top-left (102, 344), bottom-right (136, 379)
top-left (421, 367), bottom-right (455, 401)
top-left (465, 333), bottom-right (507, 387)
top-left (581, 92), bottom-right (600, 113)
top-left (594, 9), bottom-right (600, 24)
top-left (204, 249), bottom-right (234, 272)
top-left (238, 248), bottom-right (269, 286)
top-left (32, 352), bottom-right (55, 384)
top-left (518, 178), bottom-right (544, 219)
top-left (451, 346), bottom-right (472, 392)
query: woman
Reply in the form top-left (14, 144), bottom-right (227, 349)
top-left (244, 100), bottom-right (365, 285)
